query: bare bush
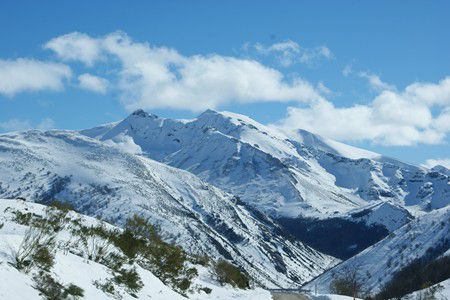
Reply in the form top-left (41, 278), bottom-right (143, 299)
top-left (330, 265), bottom-right (364, 299)
top-left (10, 226), bottom-right (56, 272)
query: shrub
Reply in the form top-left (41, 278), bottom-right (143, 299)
top-left (329, 265), bottom-right (364, 298)
top-left (11, 227), bottom-right (55, 272)
top-left (113, 229), bottom-right (144, 259)
top-left (200, 287), bottom-right (212, 294)
top-left (13, 211), bottom-right (42, 226)
top-left (48, 200), bottom-right (75, 212)
top-left (102, 252), bottom-right (128, 272)
top-left (376, 255), bottom-right (450, 299)
top-left (214, 260), bottom-right (249, 289)
top-left (125, 214), bottom-right (159, 242)
top-left (177, 278), bottom-right (192, 291)
top-left (32, 245), bottom-right (55, 271)
top-left (117, 215), bottom-right (199, 292)
top-left (93, 279), bottom-right (119, 298)
top-left (12, 206), bottom-right (69, 233)
top-left (63, 284), bottom-right (84, 298)
top-left (34, 272), bottom-right (65, 300)
top-left (190, 254), bottom-right (210, 266)
top-left (113, 267), bottom-right (143, 293)
top-left (74, 225), bottom-right (112, 262)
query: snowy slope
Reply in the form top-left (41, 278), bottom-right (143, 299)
top-left (0, 199), bottom-right (272, 300)
top-left (0, 130), bottom-right (336, 288)
top-left (83, 109), bottom-right (450, 224)
top-left (404, 278), bottom-right (450, 299)
top-left (304, 206), bottom-right (450, 294)
top-left (343, 201), bottom-right (413, 232)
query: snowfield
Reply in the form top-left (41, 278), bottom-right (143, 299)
top-left (0, 199), bottom-right (272, 300)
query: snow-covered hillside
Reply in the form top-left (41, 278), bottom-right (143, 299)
top-left (304, 205), bottom-right (450, 294)
top-left (403, 279), bottom-right (450, 299)
top-left (83, 109), bottom-right (450, 223)
top-left (0, 199), bottom-right (271, 300)
top-left (0, 130), bottom-right (336, 288)
top-left (343, 201), bottom-right (413, 232)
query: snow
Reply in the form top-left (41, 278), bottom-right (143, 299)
top-left (0, 199), bottom-right (272, 300)
top-left (344, 201), bottom-right (413, 232)
top-left (0, 130), bottom-right (336, 288)
top-left (293, 129), bottom-right (381, 160)
top-left (404, 278), bottom-right (450, 299)
top-left (305, 205), bottom-right (450, 294)
top-left (81, 109), bottom-right (449, 224)
top-left (310, 294), bottom-right (362, 300)
top-left (1, 108), bottom-right (449, 297)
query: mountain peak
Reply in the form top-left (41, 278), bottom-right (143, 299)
top-left (130, 108), bottom-right (149, 117)
top-left (201, 108), bottom-right (219, 115)
top-left (127, 109), bottom-right (161, 122)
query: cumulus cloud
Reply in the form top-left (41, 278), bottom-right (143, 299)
top-left (42, 31), bottom-right (449, 147)
top-left (78, 73), bottom-right (109, 94)
top-left (45, 32), bottom-right (103, 66)
top-left (0, 59), bottom-right (72, 96)
top-left (250, 40), bottom-right (333, 67)
top-left (277, 77), bottom-right (450, 146)
top-left (45, 32), bottom-right (324, 111)
top-left (0, 118), bottom-right (55, 132)
top-left (404, 77), bottom-right (450, 106)
top-left (422, 158), bottom-right (450, 170)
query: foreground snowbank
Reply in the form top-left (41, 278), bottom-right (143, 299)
top-left (0, 199), bottom-right (271, 300)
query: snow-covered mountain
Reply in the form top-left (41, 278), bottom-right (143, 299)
top-left (0, 130), bottom-right (336, 288)
top-left (1, 108), bottom-right (449, 295)
top-left (304, 205), bottom-right (450, 295)
top-left (81, 109), bottom-right (449, 258)
top-left (83, 109), bottom-right (449, 222)
top-left (0, 199), bottom-right (272, 300)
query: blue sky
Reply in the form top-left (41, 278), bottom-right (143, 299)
top-left (0, 1), bottom-right (449, 167)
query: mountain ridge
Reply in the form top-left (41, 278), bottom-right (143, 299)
top-left (82, 108), bottom-right (449, 220)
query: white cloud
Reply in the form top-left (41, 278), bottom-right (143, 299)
top-left (46, 32), bottom-right (324, 111)
top-left (359, 72), bottom-right (395, 91)
top-left (78, 73), bottom-right (109, 94)
top-left (277, 77), bottom-right (450, 146)
top-left (434, 108), bottom-right (450, 132)
top-left (0, 118), bottom-right (55, 132)
top-left (0, 59), bottom-right (72, 96)
top-left (422, 158), bottom-right (450, 170)
top-left (45, 32), bottom-right (103, 66)
top-left (42, 31), bottom-right (449, 147)
top-left (104, 134), bottom-right (142, 154)
top-left (252, 40), bottom-right (333, 67)
top-left (404, 77), bottom-right (450, 106)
